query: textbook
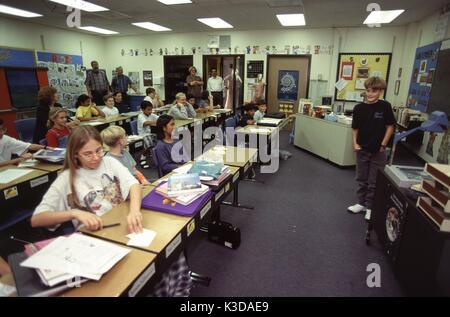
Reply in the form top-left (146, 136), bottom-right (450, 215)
top-left (167, 173), bottom-right (203, 197)
top-left (155, 181), bottom-right (209, 206)
top-left (33, 148), bottom-right (66, 163)
top-left (189, 160), bottom-right (227, 180)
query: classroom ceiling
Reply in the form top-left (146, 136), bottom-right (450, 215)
top-left (0, 0), bottom-right (449, 36)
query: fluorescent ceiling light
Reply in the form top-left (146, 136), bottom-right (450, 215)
top-left (197, 18), bottom-right (233, 29)
top-left (157, 0), bottom-right (192, 4)
top-left (276, 14), bottom-right (306, 26)
top-left (48, 0), bottom-right (109, 12)
top-left (363, 10), bottom-right (405, 24)
top-left (78, 26), bottom-right (118, 35)
top-left (132, 22), bottom-right (172, 32)
top-left (0, 4), bottom-right (42, 18)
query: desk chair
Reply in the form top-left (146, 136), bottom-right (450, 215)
top-left (152, 147), bottom-right (164, 178)
top-left (14, 118), bottom-right (36, 143)
top-left (130, 119), bottom-right (138, 135)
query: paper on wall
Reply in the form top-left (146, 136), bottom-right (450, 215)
top-left (335, 79), bottom-right (348, 91)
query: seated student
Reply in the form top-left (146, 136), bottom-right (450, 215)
top-left (138, 100), bottom-right (159, 149)
top-left (45, 108), bottom-right (71, 148)
top-left (144, 87), bottom-right (164, 108)
top-left (114, 92), bottom-right (130, 114)
top-left (187, 93), bottom-right (206, 114)
top-left (197, 90), bottom-right (214, 112)
top-left (168, 93), bottom-right (196, 119)
top-left (253, 99), bottom-right (267, 122)
top-left (101, 126), bottom-right (149, 185)
top-left (31, 125), bottom-right (143, 233)
top-left (238, 103), bottom-right (258, 127)
top-left (154, 114), bottom-right (189, 176)
top-left (75, 94), bottom-right (105, 122)
top-left (0, 118), bottom-right (48, 168)
top-left (102, 94), bottom-right (119, 118)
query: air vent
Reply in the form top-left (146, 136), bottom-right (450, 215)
top-left (265, 0), bottom-right (304, 8)
top-left (89, 10), bottom-right (132, 20)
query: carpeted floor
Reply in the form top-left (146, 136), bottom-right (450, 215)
top-left (139, 132), bottom-right (422, 297)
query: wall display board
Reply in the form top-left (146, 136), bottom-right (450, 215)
top-left (335, 52), bottom-right (392, 102)
top-left (0, 47), bottom-right (35, 67)
top-left (37, 52), bottom-right (86, 108)
top-left (407, 42), bottom-right (441, 113)
top-left (247, 60), bottom-right (264, 78)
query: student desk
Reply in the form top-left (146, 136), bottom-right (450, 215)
top-left (2, 245), bottom-right (157, 297)
top-left (200, 146), bottom-right (258, 209)
top-left (0, 166), bottom-right (57, 230)
top-left (27, 162), bottom-right (64, 173)
top-left (79, 114), bottom-right (136, 134)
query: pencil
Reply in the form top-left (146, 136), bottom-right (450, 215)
top-left (103, 223), bottom-right (121, 229)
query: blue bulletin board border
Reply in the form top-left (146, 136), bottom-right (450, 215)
top-left (407, 42), bottom-right (441, 112)
top-left (0, 47), bottom-right (36, 68)
top-left (37, 52), bottom-right (83, 66)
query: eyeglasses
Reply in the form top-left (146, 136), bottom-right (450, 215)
top-left (79, 148), bottom-right (104, 160)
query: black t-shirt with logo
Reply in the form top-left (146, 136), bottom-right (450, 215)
top-left (352, 100), bottom-right (396, 153)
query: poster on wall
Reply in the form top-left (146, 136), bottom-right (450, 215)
top-left (0, 47), bottom-right (35, 67)
top-left (37, 52), bottom-right (85, 108)
top-left (128, 72), bottom-right (140, 92)
top-left (277, 70), bottom-right (299, 101)
top-left (335, 53), bottom-right (392, 102)
top-left (143, 71), bottom-right (153, 86)
top-left (406, 42), bottom-right (441, 112)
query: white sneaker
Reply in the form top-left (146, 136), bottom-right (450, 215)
top-left (347, 203), bottom-right (366, 214)
top-left (365, 209), bottom-right (372, 221)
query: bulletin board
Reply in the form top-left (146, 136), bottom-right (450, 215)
top-left (36, 51), bottom-right (86, 108)
top-left (407, 42), bottom-right (441, 113)
top-left (335, 52), bottom-right (392, 102)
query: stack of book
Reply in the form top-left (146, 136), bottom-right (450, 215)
top-left (418, 163), bottom-right (450, 232)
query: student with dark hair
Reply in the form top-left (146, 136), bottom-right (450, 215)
top-left (0, 118), bottom-right (47, 168)
top-left (113, 92), bottom-right (130, 114)
top-left (137, 101), bottom-right (159, 168)
top-left (253, 99), bottom-right (267, 122)
top-left (33, 86), bottom-right (62, 143)
top-left (238, 103), bottom-right (258, 127)
top-left (75, 94), bottom-right (105, 122)
top-left (154, 114), bottom-right (189, 175)
top-left (144, 87), bottom-right (164, 108)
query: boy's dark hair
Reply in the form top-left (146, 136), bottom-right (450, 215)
top-left (113, 91), bottom-right (122, 98)
top-left (156, 114), bottom-right (173, 140)
top-left (254, 99), bottom-right (266, 106)
top-left (146, 87), bottom-right (156, 96)
top-left (201, 90), bottom-right (210, 100)
top-left (76, 94), bottom-right (90, 107)
top-left (140, 100), bottom-right (153, 111)
top-left (186, 93), bottom-right (195, 100)
top-left (364, 77), bottom-right (386, 90)
top-left (103, 94), bottom-right (114, 103)
top-left (245, 104), bottom-right (258, 112)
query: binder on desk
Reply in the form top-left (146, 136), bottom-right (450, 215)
top-left (141, 188), bottom-right (213, 216)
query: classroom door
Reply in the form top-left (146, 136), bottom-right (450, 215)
top-left (164, 55), bottom-right (193, 103)
top-left (266, 55), bottom-right (311, 114)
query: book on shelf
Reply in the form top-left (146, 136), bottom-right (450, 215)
top-left (167, 173), bottom-right (203, 197)
top-left (155, 182), bottom-right (209, 206)
top-left (425, 163), bottom-right (450, 189)
top-left (417, 196), bottom-right (450, 232)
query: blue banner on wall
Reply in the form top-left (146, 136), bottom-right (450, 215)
top-left (277, 70), bottom-right (299, 101)
top-left (0, 47), bottom-right (35, 67)
top-left (36, 52), bottom-right (83, 66)
top-left (407, 42), bottom-right (441, 112)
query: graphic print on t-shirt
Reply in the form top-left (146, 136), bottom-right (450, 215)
top-left (82, 174), bottom-right (124, 215)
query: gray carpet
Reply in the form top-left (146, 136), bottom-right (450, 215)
top-left (140, 132), bottom-right (417, 297)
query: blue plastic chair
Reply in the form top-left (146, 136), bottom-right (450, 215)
top-left (152, 146), bottom-right (164, 178)
top-left (14, 118), bottom-right (36, 143)
top-left (130, 119), bottom-right (138, 135)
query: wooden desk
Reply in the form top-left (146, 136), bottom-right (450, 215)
top-left (2, 246), bottom-right (157, 297)
top-left (28, 162), bottom-right (64, 173)
top-left (202, 146), bottom-right (258, 169)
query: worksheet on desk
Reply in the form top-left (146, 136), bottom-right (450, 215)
top-left (0, 168), bottom-right (34, 184)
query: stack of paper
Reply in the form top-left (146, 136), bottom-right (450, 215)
top-left (20, 234), bottom-right (130, 281)
top-left (126, 229), bottom-right (157, 247)
top-left (156, 182), bottom-right (209, 205)
top-left (0, 168), bottom-right (34, 184)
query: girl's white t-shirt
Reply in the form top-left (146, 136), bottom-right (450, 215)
top-left (103, 106), bottom-right (119, 118)
top-left (34, 156), bottom-right (138, 228)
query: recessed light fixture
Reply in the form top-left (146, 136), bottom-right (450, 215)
top-left (363, 10), bottom-right (405, 24)
top-left (157, 0), bottom-right (192, 4)
top-left (48, 0), bottom-right (109, 12)
top-left (197, 18), bottom-right (233, 29)
top-left (0, 4), bottom-right (42, 18)
top-left (132, 22), bottom-right (172, 32)
top-left (276, 14), bottom-right (306, 26)
top-left (78, 26), bottom-right (118, 35)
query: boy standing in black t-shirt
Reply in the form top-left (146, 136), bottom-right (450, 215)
top-left (348, 77), bottom-right (395, 221)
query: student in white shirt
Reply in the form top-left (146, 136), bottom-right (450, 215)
top-left (144, 87), bottom-right (164, 108)
top-left (253, 99), bottom-right (267, 122)
top-left (137, 101), bottom-right (159, 168)
top-left (31, 125), bottom-right (143, 233)
top-left (0, 118), bottom-right (47, 168)
top-left (102, 94), bottom-right (119, 118)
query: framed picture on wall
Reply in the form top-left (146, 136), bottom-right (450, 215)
top-left (335, 52), bottom-right (392, 102)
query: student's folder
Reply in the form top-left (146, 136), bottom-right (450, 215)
top-left (141, 188), bottom-right (213, 216)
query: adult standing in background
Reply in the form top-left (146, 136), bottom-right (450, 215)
top-left (33, 86), bottom-right (62, 143)
top-left (186, 66), bottom-right (203, 103)
top-left (85, 60), bottom-right (110, 106)
top-left (111, 66), bottom-right (137, 106)
top-left (207, 68), bottom-right (224, 107)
